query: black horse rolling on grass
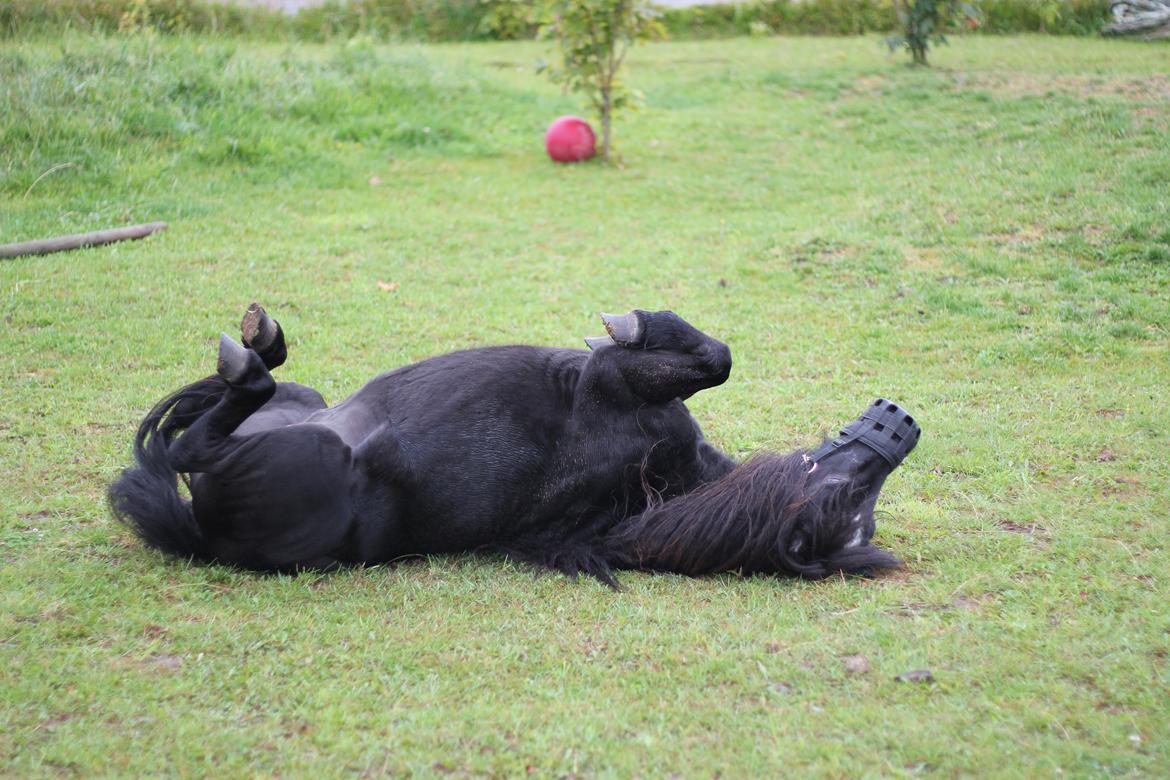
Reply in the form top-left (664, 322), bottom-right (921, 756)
top-left (110, 304), bottom-right (920, 586)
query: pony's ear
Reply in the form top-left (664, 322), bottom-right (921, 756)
top-left (822, 545), bottom-right (901, 576)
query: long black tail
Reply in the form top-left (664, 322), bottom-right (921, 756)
top-left (605, 452), bottom-right (900, 579)
top-left (108, 376), bottom-right (227, 561)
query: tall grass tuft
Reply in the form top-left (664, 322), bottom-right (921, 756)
top-left (0, 36), bottom-right (539, 200)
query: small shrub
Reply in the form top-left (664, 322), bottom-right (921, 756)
top-left (886, 0), bottom-right (978, 65)
top-left (480, 0), bottom-right (540, 39)
top-left (657, 0), bottom-right (1108, 39)
top-left (0, 0), bottom-right (288, 37)
top-left (293, 0), bottom-right (493, 42)
top-left (659, 0), bottom-right (898, 38)
top-left (539, 0), bottom-right (664, 162)
top-left (976, 0), bottom-right (1109, 34)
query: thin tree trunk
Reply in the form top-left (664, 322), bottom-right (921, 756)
top-left (602, 87), bottom-right (612, 161)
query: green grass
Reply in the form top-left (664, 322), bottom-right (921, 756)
top-left (3, 32), bottom-right (1169, 777)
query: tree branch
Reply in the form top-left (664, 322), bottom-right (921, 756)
top-left (0, 222), bottom-right (169, 260)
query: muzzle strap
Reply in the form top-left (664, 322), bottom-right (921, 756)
top-left (807, 398), bottom-right (921, 469)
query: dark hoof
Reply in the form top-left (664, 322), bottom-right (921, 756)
top-left (216, 333), bottom-right (250, 383)
top-left (241, 302), bottom-right (278, 352)
top-left (600, 311), bottom-right (643, 347)
top-left (810, 399), bottom-right (921, 469)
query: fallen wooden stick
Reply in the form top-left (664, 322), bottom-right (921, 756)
top-left (0, 221), bottom-right (168, 259)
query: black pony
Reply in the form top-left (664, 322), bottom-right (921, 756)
top-left (110, 304), bottom-right (920, 586)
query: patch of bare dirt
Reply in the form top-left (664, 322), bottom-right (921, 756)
top-left (1102, 475), bottom-right (1145, 498)
top-left (846, 74), bottom-right (891, 97)
top-left (902, 246), bottom-right (948, 273)
top-left (891, 602), bottom-right (935, 617)
top-left (1082, 224), bottom-right (1108, 246)
top-left (988, 224), bottom-right (1048, 247)
top-left (788, 238), bottom-right (855, 267)
top-left (843, 654), bottom-right (871, 675)
top-left (39, 712), bottom-right (78, 730)
top-left (997, 519), bottom-right (1046, 536)
top-left (873, 567), bottom-right (919, 584)
top-left (119, 653), bottom-right (184, 674)
top-left (953, 592), bottom-right (996, 611)
top-left (1132, 106), bottom-right (1169, 130)
top-left (957, 73), bottom-right (1170, 101)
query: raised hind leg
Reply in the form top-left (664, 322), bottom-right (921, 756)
top-left (240, 302), bottom-right (287, 370)
top-left (170, 331), bottom-right (360, 571)
top-left (167, 334), bottom-right (276, 474)
top-left (169, 301), bottom-right (323, 471)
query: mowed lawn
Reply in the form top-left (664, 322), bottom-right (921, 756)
top-left (2, 31), bottom-right (1169, 777)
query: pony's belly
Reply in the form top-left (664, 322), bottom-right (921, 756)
top-left (303, 400), bottom-right (386, 448)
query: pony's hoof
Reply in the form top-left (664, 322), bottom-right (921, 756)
top-left (809, 399), bottom-right (921, 470)
top-left (216, 333), bottom-right (250, 383)
top-left (241, 302), bottom-right (278, 352)
top-left (600, 311), bottom-right (643, 347)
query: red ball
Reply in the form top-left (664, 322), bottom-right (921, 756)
top-left (545, 116), bottom-right (596, 163)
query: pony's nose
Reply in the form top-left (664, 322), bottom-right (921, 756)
top-left (807, 398), bottom-right (921, 470)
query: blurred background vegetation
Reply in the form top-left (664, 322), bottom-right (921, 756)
top-left (1, 0), bottom-right (1114, 42)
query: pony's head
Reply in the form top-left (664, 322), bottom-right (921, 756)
top-left (780, 399), bottom-right (920, 578)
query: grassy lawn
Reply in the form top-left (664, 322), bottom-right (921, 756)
top-left (2, 31), bottom-right (1169, 777)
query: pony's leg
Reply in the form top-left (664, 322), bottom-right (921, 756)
top-left (583, 310), bottom-right (732, 404)
top-left (169, 334), bottom-right (360, 570)
top-left (195, 422), bottom-right (360, 571)
top-left (240, 302), bottom-right (287, 371)
top-left (167, 335), bottom-right (275, 474)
